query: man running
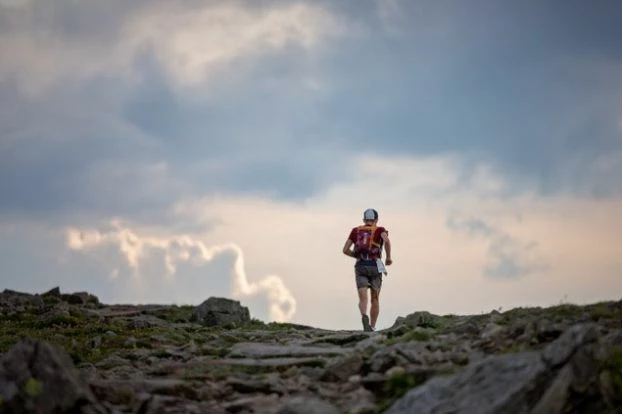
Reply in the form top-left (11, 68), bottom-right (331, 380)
top-left (342, 208), bottom-right (392, 332)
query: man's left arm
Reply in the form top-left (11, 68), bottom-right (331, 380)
top-left (381, 231), bottom-right (392, 265)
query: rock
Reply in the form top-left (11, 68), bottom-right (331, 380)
top-left (276, 395), bottom-right (341, 414)
top-left (339, 387), bottom-right (377, 414)
top-left (193, 297), bottom-right (250, 327)
top-left (41, 287), bottom-right (61, 297)
top-left (391, 311), bottom-right (443, 330)
top-left (0, 290), bottom-right (44, 315)
top-left (322, 353), bottom-right (365, 382)
top-left (229, 342), bottom-right (350, 359)
top-left (0, 338), bottom-right (105, 414)
top-left (1, 287), bottom-right (620, 413)
top-left (221, 394), bottom-right (280, 413)
top-left (127, 315), bottom-right (170, 329)
top-left (480, 323), bottom-right (505, 340)
top-left (384, 323), bottom-right (602, 414)
top-left (61, 292), bottom-right (98, 305)
top-left (542, 323), bottom-right (599, 367)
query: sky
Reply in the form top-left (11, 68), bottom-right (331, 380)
top-left (1, 0), bottom-right (621, 330)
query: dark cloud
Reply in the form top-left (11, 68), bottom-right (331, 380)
top-left (1, 0), bottom-right (621, 223)
top-left (313, 0), bottom-right (622, 196)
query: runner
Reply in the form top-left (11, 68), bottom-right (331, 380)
top-left (342, 208), bottom-right (392, 331)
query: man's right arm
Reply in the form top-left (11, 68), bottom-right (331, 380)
top-left (343, 228), bottom-right (358, 258)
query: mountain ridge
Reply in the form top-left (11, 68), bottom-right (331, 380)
top-left (1, 286), bottom-right (621, 413)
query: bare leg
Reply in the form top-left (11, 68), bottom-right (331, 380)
top-left (357, 288), bottom-right (368, 315)
top-left (370, 288), bottom-right (380, 328)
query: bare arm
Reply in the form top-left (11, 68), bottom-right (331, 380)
top-left (342, 239), bottom-right (357, 258)
top-left (381, 232), bottom-right (392, 265)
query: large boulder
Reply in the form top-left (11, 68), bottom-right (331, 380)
top-left (0, 338), bottom-right (106, 413)
top-left (384, 323), bottom-right (606, 414)
top-left (193, 297), bottom-right (251, 328)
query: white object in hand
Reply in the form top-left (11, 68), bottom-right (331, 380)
top-left (376, 259), bottom-right (387, 275)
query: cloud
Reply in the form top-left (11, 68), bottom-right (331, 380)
top-left (445, 216), bottom-right (548, 278)
top-left (66, 219), bottom-right (296, 322)
top-left (0, 0), bottom-right (343, 95)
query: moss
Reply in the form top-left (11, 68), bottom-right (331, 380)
top-left (24, 378), bottom-right (42, 397)
top-left (152, 305), bottom-right (197, 323)
top-left (545, 304), bottom-right (585, 321)
top-left (34, 315), bottom-right (81, 329)
top-left (375, 371), bottom-right (426, 413)
top-left (498, 343), bottom-right (528, 354)
top-left (386, 329), bottom-right (433, 345)
top-left (599, 345), bottom-right (622, 400)
top-left (587, 302), bottom-right (621, 322)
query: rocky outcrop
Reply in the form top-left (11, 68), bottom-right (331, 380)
top-left (193, 297), bottom-right (251, 327)
top-left (0, 287), bottom-right (620, 413)
top-left (383, 323), bottom-right (604, 413)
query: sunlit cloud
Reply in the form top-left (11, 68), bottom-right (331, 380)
top-left (66, 219), bottom-right (296, 322)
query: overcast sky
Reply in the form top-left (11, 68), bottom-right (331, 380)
top-left (1, 0), bottom-right (621, 330)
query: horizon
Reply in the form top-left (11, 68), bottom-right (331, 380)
top-left (1, 0), bottom-right (621, 331)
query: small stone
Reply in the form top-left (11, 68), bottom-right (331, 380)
top-left (386, 366), bottom-right (406, 377)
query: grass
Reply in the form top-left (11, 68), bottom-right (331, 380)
top-left (0, 307), bottom-right (221, 365)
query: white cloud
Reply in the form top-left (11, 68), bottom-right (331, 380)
top-left (0, 1), bottom-right (342, 95)
top-left (66, 218), bottom-right (296, 322)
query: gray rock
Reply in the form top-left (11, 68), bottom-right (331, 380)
top-left (391, 311), bottom-right (444, 329)
top-left (276, 396), bottom-right (341, 414)
top-left (0, 290), bottom-right (44, 314)
top-left (41, 287), bottom-right (61, 297)
top-left (229, 342), bottom-right (350, 359)
top-left (384, 350), bottom-right (548, 414)
top-left (193, 297), bottom-right (250, 327)
top-left (542, 323), bottom-right (598, 367)
top-left (322, 353), bottom-right (365, 382)
top-left (0, 338), bottom-right (105, 413)
top-left (384, 323), bottom-right (602, 414)
top-left (127, 315), bottom-right (170, 329)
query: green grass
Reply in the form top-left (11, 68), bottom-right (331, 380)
top-left (0, 308), bottom-right (219, 365)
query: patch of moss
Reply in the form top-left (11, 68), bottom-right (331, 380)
top-left (386, 329), bottom-right (433, 345)
top-left (375, 371), bottom-right (426, 413)
top-left (599, 345), bottom-right (622, 401)
top-left (156, 305), bottom-right (197, 323)
top-left (587, 302), bottom-right (621, 323)
top-left (24, 378), bottom-right (42, 397)
top-left (547, 304), bottom-right (585, 318)
top-left (498, 343), bottom-right (528, 354)
top-left (34, 315), bottom-right (81, 329)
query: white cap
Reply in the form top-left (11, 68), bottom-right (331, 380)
top-left (363, 208), bottom-right (378, 220)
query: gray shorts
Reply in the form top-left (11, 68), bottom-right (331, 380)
top-left (355, 264), bottom-right (382, 290)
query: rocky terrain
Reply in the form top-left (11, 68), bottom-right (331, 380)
top-left (0, 287), bottom-right (621, 413)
